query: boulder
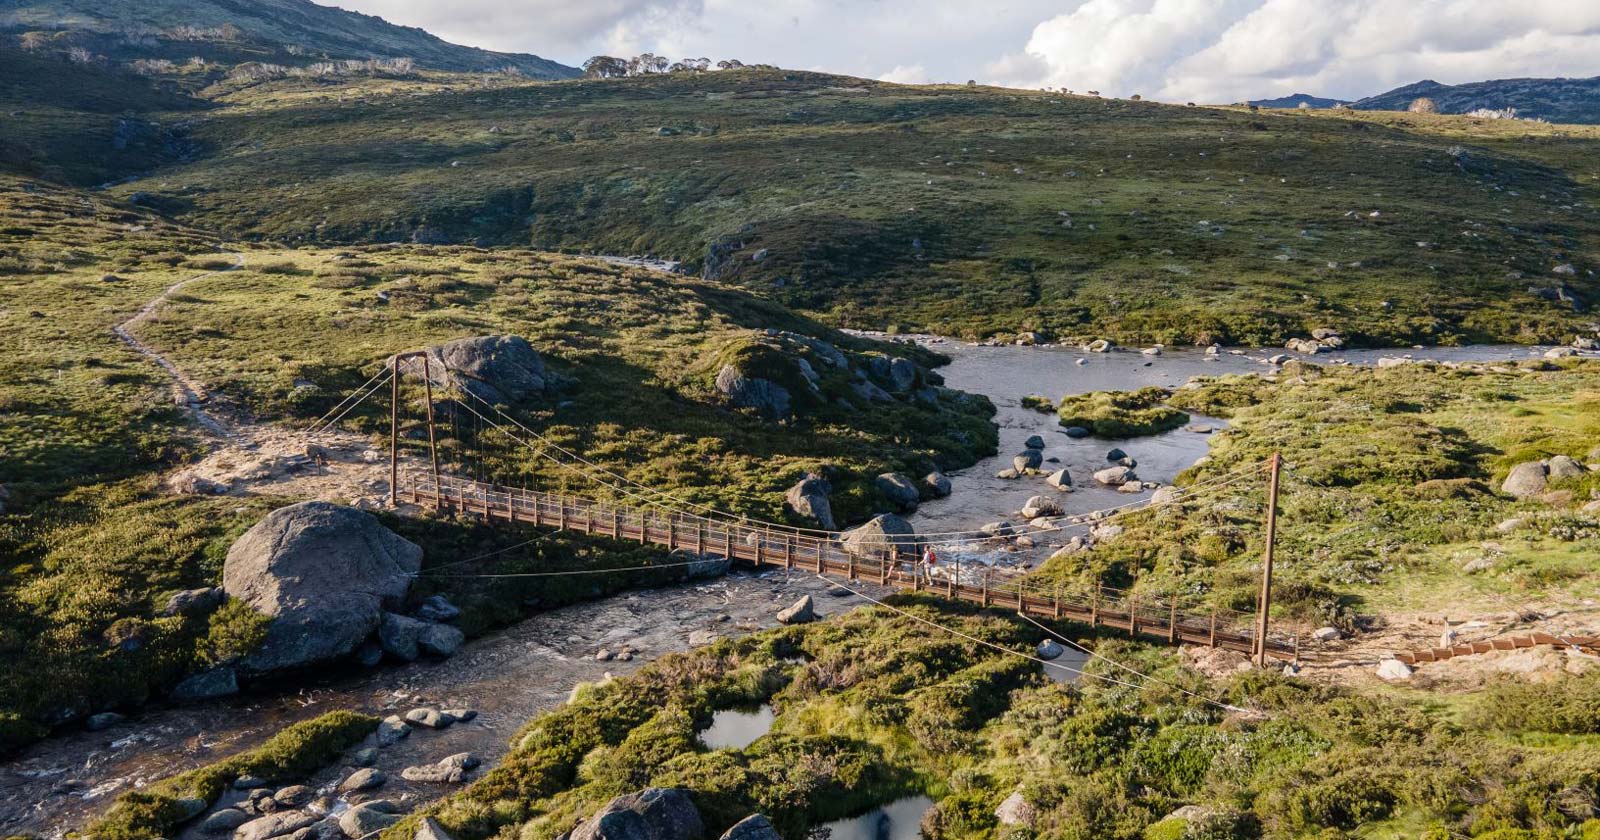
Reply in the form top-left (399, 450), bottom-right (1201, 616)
top-left (1020, 495), bottom-right (1063, 519)
top-left (570, 788), bottom-right (704, 840)
top-left (1035, 639), bottom-right (1064, 660)
top-left (415, 819), bottom-right (456, 840)
top-left (1376, 659), bottom-right (1413, 681)
top-left (339, 801), bottom-right (402, 838)
top-left (1094, 466), bottom-right (1137, 486)
top-left (1106, 448), bottom-right (1127, 462)
top-left (1311, 627), bottom-right (1342, 642)
top-left (1150, 486), bottom-right (1182, 506)
top-left (1085, 339), bottom-right (1114, 353)
top-left (85, 712), bottom-right (124, 731)
top-left (274, 786), bottom-right (313, 808)
top-left (1547, 455), bottom-right (1586, 480)
top-left (161, 587), bottom-right (226, 617)
top-left (716, 365), bottom-right (792, 420)
top-left (1044, 469), bottom-right (1073, 491)
top-left (840, 514), bottom-right (919, 558)
top-left (1118, 480), bottom-right (1143, 494)
top-left (172, 668), bottom-right (239, 702)
top-left (777, 596), bottom-right (815, 625)
top-left (1023, 435), bottom-right (1046, 450)
top-left (404, 708), bottom-right (455, 729)
top-left (1544, 347), bottom-right (1579, 359)
top-left (874, 473), bottom-right (921, 512)
top-left (202, 809), bottom-right (250, 834)
top-left (981, 521), bottom-right (1017, 538)
top-left (374, 715), bottom-right (410, 746)
top-left (223, 502), bottom-right (422, 675)
top-left (1013, 450), bottom-right (1043, 473)
top-left (418, 335), bottom-right (548, 404)
top-left (1501, 462), bottom-right (1548, 499)
top-left (887, 357), bottom-right (918, 392)
top-left (400, 753), bottom-right (477, 783)
top-left (379, 612), bottom-right (428, 662)
top-left (851, 380), bottom-right (893, 403)
top-left (784, 474), bottom-right (836, 530)
top-left (420, 623), bottom-right (465, 657)
top-left (236, 811), bottom-right (317, 840)
top-left (1063, 426), bottom-right (1090, 439)
top-left (923, 472), bottom-right (952, 498)
top-left (995, 469), bottom-right (1020, 480)
top-left (995, 792), bottom-right (1036, 828)
top-left (719, 814), bottom-right (780, 840)
top-left (413, 594), bottom-right (461, 623)
top-left (338, 768), bottom-right (386, 793)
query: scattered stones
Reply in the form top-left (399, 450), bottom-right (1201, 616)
top-left (400, 753), bottom-right (478, 784)
top-left (777, 596), bottom-right (815, 625)
top-left (404, 708), bottom-right (456, 729)
top-left (1044, 469), bottom-right (1073, 491)
top-left (1375, 659), bottom-right (1413, 681)
top-left (1094, 466), bottom-right (1137, 486)
top-left (1020, 495), bottom-right (1063, 519)
top-left (375, 714), bottom-right (410, 746)
top-left (223, 502), bottom-right (422, 675)
top-left (235, 811), bottom-right (317, 840)
top-left (338, 768), bottom-right (386, 793)
top-left (570, 788), bottom-right (703, 840)
top-left (981, 521), bottom-right (1018, 538)
top-left (1036, 639), bottom-right (1064, 660)
top-left (339, 801), bottom-right (402, 837)
top-left (201, 808), bottom-right (250, 833)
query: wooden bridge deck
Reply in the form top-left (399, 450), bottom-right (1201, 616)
top-left (401, 472), bottom-right (1300, 662)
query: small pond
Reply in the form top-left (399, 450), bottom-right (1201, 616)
top-left (815, 795), bottom-right (935, 840)
top-left (698, 704), bottom-right (775, 750)
top-left (1040, 646), bottom-right (1092, 685)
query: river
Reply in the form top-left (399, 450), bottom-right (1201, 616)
top-left (0, 338), bottom-right (1570, 837)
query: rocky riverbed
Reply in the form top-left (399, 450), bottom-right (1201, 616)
top-left (0, 571), bottom-right (877, 838)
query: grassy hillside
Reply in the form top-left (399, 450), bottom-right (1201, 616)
top-left (0, 174), bottom-right (993, 751)
top-left (1, 0), bottom-right (576, 78)
top-left (92, 68), bottom-right (1600, 346)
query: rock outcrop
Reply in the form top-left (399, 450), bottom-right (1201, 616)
top-left (417, 335), bottom-right (550, 404)
top-left (222, 502), bottom-right (422, 674)
top-left (715, 365), bottom-right (792, 420)
top-left (784, 474), bottom-right (836, 530)
top-left (570, 788), bottom-right (704, 840)
top-left (875, 472), bottom-right (921, 511)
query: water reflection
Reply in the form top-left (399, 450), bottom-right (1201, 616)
top-left (1039, 646), bottom-right (1091, 685)
top-left (815, 796), bottom-right (934, 840)
top-left (698, 705), bottom-right (775, 750)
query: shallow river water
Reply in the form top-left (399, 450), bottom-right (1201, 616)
top-left (0, 338), bottom-right (1570, 837)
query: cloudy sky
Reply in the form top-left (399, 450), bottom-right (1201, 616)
top-left (335, 0), bottom-right (1600, 102)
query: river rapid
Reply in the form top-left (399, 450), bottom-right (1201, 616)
top-left (0, 338), bottom-right (1569, 837)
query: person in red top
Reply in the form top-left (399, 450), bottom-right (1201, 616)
top-left (921, 546), bottom-right (938, 585)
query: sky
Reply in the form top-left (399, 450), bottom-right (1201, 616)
top-left (334, 0), bottom-right (1600, 103)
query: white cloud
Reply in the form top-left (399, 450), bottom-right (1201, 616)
top-left (331, 0), bottom-right (1600, 102)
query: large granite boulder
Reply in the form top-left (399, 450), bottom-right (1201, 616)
top-left (785, 474), bottom-right (836, 530)
top-left (875, 472), bottom-right (921, 512)
top-left (1501, 461), bottom-right (1548, 499)
top-left (840, 514), bottom-right (919, 559)
top-left (715, 365), bottom-right (792, 420)
top-left (719, 815), bottom-right (780, 840)
top-left (223, 502), bottom-right (422, 674)
top-left (570, 788), bottom-right (703, 840)
top-left (419, 335), bottom-right (548, 404)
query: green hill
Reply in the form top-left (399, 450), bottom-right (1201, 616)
top-left (1, 0), bottom-right (576, 78)
top-left (91, 68), bottom-right (1600, 347)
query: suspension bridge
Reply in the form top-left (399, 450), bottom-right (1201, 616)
top-left (314, 350), bottom-right (1312, 664)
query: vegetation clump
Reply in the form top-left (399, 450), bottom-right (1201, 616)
top-left (1056, 387), bottom-right (1190, 437)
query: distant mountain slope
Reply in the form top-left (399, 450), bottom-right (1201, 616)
top-left (1353, 76), bottom-right (1600, 123)
top-left (1249, 93), bottom-right (1343, 109)
top-left (0, 0), bottom-right (577, 78)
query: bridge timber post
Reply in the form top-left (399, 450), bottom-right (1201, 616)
top-left (1254, 452), bottom-right (1282, 667)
